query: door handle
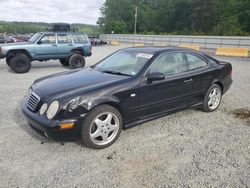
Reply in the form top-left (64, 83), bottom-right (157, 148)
top-left (68, 44), bottom-right (73, 46)
top-left (52, 44), bottom-right (57, 46)
top-left (184, 78), bottom-right (193, 83)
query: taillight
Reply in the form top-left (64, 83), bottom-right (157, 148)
top-left (90, 45), bottom-right (92, 53)
top-left (230, 69), bottom-right (233, 78)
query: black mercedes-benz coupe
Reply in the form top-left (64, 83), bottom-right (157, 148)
top-left (21, 47), bottom-right (232, 149)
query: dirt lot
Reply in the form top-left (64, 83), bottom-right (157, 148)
top-left (0, 44), bottom-right (249, 187)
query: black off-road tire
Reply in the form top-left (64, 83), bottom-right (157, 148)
top-left (201, 84), bottom-right (222, 112)
top-left (6, 57), bottom-right (11, 66)
top-left (9, 54), bottom-right (31, 73)
top-left (59, 58), bottom-right (69, 66)
top-left (69, 54), bottom-right (85, 69)
top-left (81, 105), bottom-right (123, 149)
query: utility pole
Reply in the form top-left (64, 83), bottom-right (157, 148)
top-left (134, 6), bottom-right (138, 34)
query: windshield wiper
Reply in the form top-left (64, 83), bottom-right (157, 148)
top-left (100, 69), bottom-right (132, 77)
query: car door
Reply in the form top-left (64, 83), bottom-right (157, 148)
top-left (138, 52), bottom-right (195, 118)
top-left (56, 34), bottom-right (73, 58)
top-left (34, 34), bottom-right (57, 59)
top-left (184, 53), bottom-right (214, 103)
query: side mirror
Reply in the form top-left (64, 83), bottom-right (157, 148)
top-left (147, 72), bottom-right (165, 82)
top-left (37, 41), bottom-right (42, 45)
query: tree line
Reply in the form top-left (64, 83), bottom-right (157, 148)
top-left (97, 0), bottom-right (250, 36)
top-left (0, 21), bottom-right (100, 35)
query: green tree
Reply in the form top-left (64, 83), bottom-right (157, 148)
top-left (98, 0), bottom-right (250, 36)
top-left (98, 0), bottom-right (134, 33)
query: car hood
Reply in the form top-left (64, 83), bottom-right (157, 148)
top-left (32, 68), bottom-right (130, 100)
top-left (0, 42), bottom-right (29, 47)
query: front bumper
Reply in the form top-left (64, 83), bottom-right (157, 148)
top-left (21, 97), bottom-right (83, 139)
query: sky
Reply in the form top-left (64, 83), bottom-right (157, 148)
top-left (0, 0), bottom-right (105, 25)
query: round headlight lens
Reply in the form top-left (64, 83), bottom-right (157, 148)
top-left (46, 100), bottom-right (60, 120)
top-left (39, 103), bottom-right (48, 115)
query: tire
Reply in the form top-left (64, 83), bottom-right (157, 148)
top-left (69, 54), bottom-right (85, 69)
top-left (9, 54), bottom-right (31, 73)
top-left (81, 105), bottom-right (122, 149)
top-left (201, 84), bottom-right (222, 112)
top-left (6, 57), bottom-right (11, 66)
top-left (59, 58), bottom-right (69, 66)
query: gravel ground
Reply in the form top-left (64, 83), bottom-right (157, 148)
top-left (0, 44), bottom-right (250, 188)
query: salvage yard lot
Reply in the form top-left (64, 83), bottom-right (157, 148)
top-left (0, 44), bottom-right (249, 187)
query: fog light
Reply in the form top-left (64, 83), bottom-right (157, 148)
top-left (59, 123), bottom-right (74, 130)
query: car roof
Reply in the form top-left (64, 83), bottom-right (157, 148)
top-left (122, 46), bottom-right (205, 56)
top-left (38, 32), bottom-right (86, 35)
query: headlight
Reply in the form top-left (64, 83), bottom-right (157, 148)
top-left (46, 100), bottom-right (60, 119)
top-left (0, 47), bottom-right (5, 54)
top-left (39, 103), bottom-right (48, 115)
top-left (68, 98), bottom-right (80, 112)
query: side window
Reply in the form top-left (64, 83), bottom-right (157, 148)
top-left (57, 34), bottom-right (72, 44)
top-left (186, 53), bottom-right (207, 70)
top-left (149, 53), bottom-right (187, 77)
top-left (72, 34), bottom-right (88, 44)
top-left (39, 34), bottom-right (55, 44)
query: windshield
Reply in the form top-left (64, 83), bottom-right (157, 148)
top-left (28, 33), bottom-right (42, 43)
top-left (95, 51), bottom-right (154, 76)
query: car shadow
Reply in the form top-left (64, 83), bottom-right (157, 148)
top-left (31, 61), bottom-right (70, 69)
top-left (6, 64), bottom-right (70, 74)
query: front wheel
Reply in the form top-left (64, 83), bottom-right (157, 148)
top-left (9, 54), bottom-right (31, 73)
top-left (81, 105), bottom-right (122, 149)
top-left (69, 54), bottom-right (85, 69)
top-left (6, 57), bottom-right (11, 66)
top-left (201, 84), bottom-right (222, 112)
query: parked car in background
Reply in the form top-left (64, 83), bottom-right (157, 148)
top-left (0, 36), bottom-right (5, 43)
top-left (89, 36), bottom-right (107, 46)
top-left (21, 47), bottom-right (232, 149)
top-left (0, 31), bottom-right (92, 73)
top-left (5, 36), bottom-right (16, 43)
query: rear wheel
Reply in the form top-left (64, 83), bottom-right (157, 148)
top-left (81, 105), bottom-right (122, 149)
top-left (59, 58), bottom-right (69, 66)
top-left (201, 84), bottom-right (222, 112)
top-left (69, 54), bottom-right (85, 69)
top-left (9, 54), bottom-right (31, 73)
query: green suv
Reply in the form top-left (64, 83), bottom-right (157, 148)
top-left (0, 32), bottom-right (92, 73)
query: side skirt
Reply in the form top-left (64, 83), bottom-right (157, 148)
top-left (123, 102), bottom-right (203, 129)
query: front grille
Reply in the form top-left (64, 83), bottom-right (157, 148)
top-left (27, 92), bottom-right (40, 111)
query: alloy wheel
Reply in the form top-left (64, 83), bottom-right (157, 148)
top-left (89, 112), bottom-right (119, 146)
top-left (208, 87), bottom-right (221, 110)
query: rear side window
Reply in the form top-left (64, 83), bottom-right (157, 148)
top-left (186, 53), bottom-right (207, 70)
top-left (57, 34), bottom-right (72, 44)
top-left (150, 52), bottom-right (188, 77)
top-left (72, 34), bottom-right (88, 44)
